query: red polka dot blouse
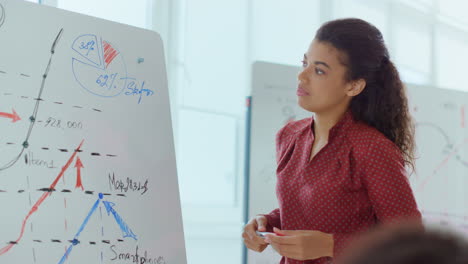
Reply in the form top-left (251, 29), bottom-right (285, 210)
top-left (263, 110), bottom-right (421, 264)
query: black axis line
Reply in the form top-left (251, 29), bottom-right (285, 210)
top-left (0, 28), bottom-right (64, 172)
top-left (0, 188), bottom-right (127, 197)
top-left (7, 238), bottom-right (126, 245)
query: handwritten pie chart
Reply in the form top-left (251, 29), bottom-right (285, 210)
top-left (71, 34), bottom-right (128, 97)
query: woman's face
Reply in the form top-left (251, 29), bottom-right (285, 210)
top-left (297, 39), bottom-right (355, 114)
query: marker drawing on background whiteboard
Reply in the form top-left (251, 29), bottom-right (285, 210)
top-left (416, 123), bottom-right (468, 191)
top-left (419, 137), bottom-right (468, 190)
top-left (0, 28), bottom-right (64, 172)
top-left (462, 105), bottom-right (466, 128)
top-left (0, 3), bottom-right (5, 28)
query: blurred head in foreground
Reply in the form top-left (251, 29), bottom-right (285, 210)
top-left (339, 223), bottom-right (468, 264)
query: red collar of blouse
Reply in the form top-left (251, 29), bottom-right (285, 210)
top-left (309, 109), bottom-right (356, 141)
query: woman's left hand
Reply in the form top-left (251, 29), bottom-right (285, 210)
top-left (264, 227), bottom-right (334, 261)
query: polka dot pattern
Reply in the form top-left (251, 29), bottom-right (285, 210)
top-left (263, 110), bottom-right (422, 264)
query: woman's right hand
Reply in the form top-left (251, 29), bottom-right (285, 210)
top-left (242, 215), bottom-right (269, 252)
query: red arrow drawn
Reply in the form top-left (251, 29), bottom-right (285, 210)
top-left (0, 139), bottom-right (84, 256)
top-left (0, 108), bottom-right (21, 122)
top-left (75, 156), bottom-right (84, 190)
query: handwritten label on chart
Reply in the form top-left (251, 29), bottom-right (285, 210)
top-left (122, 77), bottom-right (154, 104)
top-left (110, 245), bottom-right (166, 264)
top-left (108, 172), bottom-right (149, 195)
top-left (43, 117), bottom-right (83, 130)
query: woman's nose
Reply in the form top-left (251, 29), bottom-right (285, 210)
top-left (298, 68), bottom-right (308, 82)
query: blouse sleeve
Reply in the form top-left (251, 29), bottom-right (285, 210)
top-left (362, 137), bottom-right (421, 223)
top-left (262, 208), bottom-right (281, 232)
top-left (332, 137), bottom-right (422, 257)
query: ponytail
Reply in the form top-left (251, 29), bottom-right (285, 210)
top-left (316, 18), bottom-right (416, 172)
top-left (350, 57), bottom-right (416, 172)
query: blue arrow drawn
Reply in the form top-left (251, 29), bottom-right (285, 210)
top-left (58, 193), bottom-right (103, 264)
top-left (57, 194), bottom-right (137, 264)
top-left (102, 201), bottom-right (137, 240)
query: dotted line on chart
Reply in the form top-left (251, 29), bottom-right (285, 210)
top-left (7, 239), bottom-right (125, 245)
top-left (0, 71), bottom-right (30, 78)
top-left (1, 143), bottom-right (117, 157)
top-left (0, 188), bottom-right (126, 197)
top-left (1, 92), bottom-right (103, 113)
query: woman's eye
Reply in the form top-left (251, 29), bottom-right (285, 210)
top-left (301, 60), bottom-right (307, 68)
top-left (315, 68), bottom-right (325, 75)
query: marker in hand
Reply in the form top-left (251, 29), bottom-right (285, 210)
top-left (256, 228), bottom-right (285, 239)
top-left (256, 231), bottom-right (273, 238)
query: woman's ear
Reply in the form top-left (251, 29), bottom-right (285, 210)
top-left (346, 79), bottom-right (366, 97)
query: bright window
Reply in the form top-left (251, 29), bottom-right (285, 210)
top-left (56, 0), bottom-right (150, 29)
top-left (436, 25), bottom-right (468, 91)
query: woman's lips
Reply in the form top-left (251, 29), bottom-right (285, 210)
top-left (297, 86), bottom-right (310, 96)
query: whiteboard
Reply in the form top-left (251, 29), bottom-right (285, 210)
top-left (0, 1), bottom-right (186, 264)
top-left (245, 61), bottom-right (468, 264)
top-left (408, 85), bottom-right (468, 231)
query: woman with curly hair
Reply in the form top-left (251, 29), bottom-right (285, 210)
top-left (242, 18), bottom-right (422, 264)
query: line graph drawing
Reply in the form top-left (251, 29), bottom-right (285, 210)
top-left (0, 139), bottom-right (138, 263)
top-left (0, 28), bottom-right (64, 172)
top-left (59, 194), bottom-right (102, 264)
top-left (415, 122), bottom-right (468, 190)
top-left (58, 193), bottom-right (137, 264)
top-left (409, 96), bottom-right (468, 236)
top-left (0, 3), bottom-right (5, 28)
top-left (0, 140), bottom-right (83, 255)
top-left (461, 105), bottom-right (466, 128)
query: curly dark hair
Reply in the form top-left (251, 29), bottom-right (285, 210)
top-left (315, 18), bottom-right (416, 172)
